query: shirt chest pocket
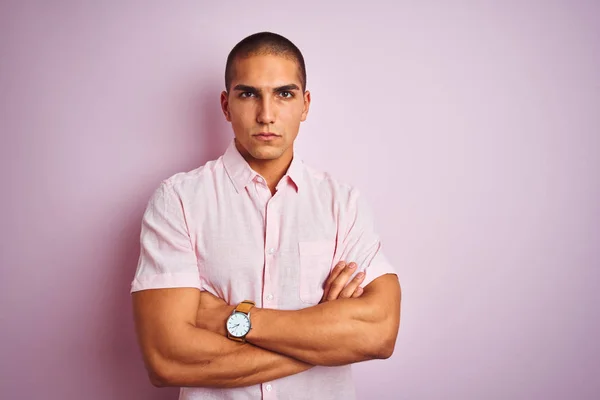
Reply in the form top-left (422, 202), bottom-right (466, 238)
top-left (298, 241), bottom-right (336, 304)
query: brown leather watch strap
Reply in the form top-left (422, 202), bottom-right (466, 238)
top-left (235, 300), bottom-right (255, 314)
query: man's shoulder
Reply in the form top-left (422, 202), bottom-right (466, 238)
top-left (302, 162), bottom-right (360, 199)
top-left (159, 157), bottom-right (225, 194)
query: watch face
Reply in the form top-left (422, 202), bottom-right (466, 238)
top-left (227, 312), bottom-right (251, 337)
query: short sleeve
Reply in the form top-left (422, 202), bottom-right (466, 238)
top-left (130, 181), bottom-right (201, 293)
top-left (334, 188), bottom-right (397, 288)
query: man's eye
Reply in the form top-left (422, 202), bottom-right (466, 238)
top-left (279, 91), bottom-right (293, 98)
top-left (240, 92), bottom-right (255, 98)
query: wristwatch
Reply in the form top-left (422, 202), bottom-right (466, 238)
top-left (226, 300), bottom-right (255, 342)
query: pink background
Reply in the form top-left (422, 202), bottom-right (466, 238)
top-left (1, 2), bottom-right (599, 399)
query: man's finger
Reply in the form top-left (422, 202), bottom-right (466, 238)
top-left (321, 261), bottom-right (346, 302)
top-left (339, 271), bottom-right (365, 299)
top-left (324, 262), bottom-right (346, 288)
top-left (326, 262), bottom-right (357, 301)
top-left (351, 286), bottom-right (364, 298)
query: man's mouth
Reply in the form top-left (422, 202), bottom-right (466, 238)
top-left (254, 133), bottom-right (280, 141)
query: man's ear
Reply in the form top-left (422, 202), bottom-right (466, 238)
top-left (220, 90), bottom-right (231, 121)
top-left (301, 90), bottom-right (311, 122)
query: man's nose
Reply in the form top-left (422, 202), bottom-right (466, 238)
top-left (256, 96), bottom-right (275, 125)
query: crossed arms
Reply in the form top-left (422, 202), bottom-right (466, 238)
top-left (133, 269), bottom-right (400, 388)
top-left (131, 183), bottom-right (401, 388)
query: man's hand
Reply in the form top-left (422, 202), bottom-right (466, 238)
top-left (320, 261), bottom-right (365, 303)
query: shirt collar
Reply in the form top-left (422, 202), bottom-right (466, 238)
top-left (223, 139), bottom-right (304, 193)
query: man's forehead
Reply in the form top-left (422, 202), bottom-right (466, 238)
top-left (231, 54), bottom-right (302, 88)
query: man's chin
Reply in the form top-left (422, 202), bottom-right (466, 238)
top-left (235, 137), bottom-right (287, 161)
top-left (250, 149), bottom-right (282, 160)
top-left (248, 144), bottom-right (285, 160)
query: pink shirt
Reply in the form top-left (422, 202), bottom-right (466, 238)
top-left (131, 139), bottom-right (397, 400)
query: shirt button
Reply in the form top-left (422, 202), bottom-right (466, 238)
top-left (256, 176), bottom-right (264, 183)
top-left (266, 384), bottom-right (272, 392)
top-left (268, 248), bottom-right (275, 255)
top-left (266, 294), bottom-right (273, 301)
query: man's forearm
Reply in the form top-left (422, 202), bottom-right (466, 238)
top-left (245, 275), bottom-right (400, 366)
top-left (152, 326), bottom-right (312, 388)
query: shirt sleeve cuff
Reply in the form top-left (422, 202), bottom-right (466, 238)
top-left (362, 253), bottom-right (398, 288)
top-left (130, 272), bottom-right (202, 293)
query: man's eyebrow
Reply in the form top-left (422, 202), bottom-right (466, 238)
top-left (274, 84), bottom-right (300, 92)
top-left (232, 84), bottom-right (259, 92)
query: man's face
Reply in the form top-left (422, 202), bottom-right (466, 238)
top-left (221, 54), bottom-right (310, 162)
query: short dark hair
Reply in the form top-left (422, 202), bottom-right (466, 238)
top-left (225, 32), bottom-right (307, 93)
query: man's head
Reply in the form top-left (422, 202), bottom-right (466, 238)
top-left (221, 32), bottom-right (310, 164)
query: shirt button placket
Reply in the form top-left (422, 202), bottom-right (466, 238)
top-left (263, 383), bottom-right (274, 398)
top-left (263, 243), bottom-right (276, 307)
top-left (263, 195), bottom-right (281, 309)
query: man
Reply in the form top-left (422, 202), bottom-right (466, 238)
top-left (131, 32), bottom-right (401, 400)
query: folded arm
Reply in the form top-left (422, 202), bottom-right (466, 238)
top-left (197, 273), bottom-right (400, 367)
top-left (248, 273), bottom-right (400, 366)
top-left (132, 287), bottom-right (313, 388)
